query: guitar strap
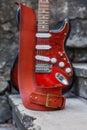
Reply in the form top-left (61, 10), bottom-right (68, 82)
top-left (18, 3), bottom-right (66, 111)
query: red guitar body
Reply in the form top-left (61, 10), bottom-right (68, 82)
top-left (11, 18), bottom-right (73, 93)
top-left (13, 3), bottom-right (67, 111)
top-left (35, 22), bottom-right (73, 90)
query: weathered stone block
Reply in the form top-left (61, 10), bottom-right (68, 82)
top-left (74, 78), bottom-right (87, 99)
top-left (0, 81), bottom-right (9, 95)
top-left (73, 63), bottom-right (87, 77)
top-left (73, 49), bottom-right (87, 63)
top-left (66, 48), bottom-right (87, 63)
top-left (0, 124), bottom-right (17, 130)
top-left (0, 97), bottom-right (12, 123)
top-left (73, 63), bottom-right (87, 98)
top-left (9, 95), bottom-right (87, 130)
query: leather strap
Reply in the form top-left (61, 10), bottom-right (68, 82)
top-left (30, 92), bottom-right (65, 109)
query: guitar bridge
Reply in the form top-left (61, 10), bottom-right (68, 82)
top-left (35, 64), bottom-right (52, 73)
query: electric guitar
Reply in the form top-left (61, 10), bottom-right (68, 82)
top-left (11, 0), bottom-right (73, 93)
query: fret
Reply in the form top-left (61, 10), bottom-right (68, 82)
top-left (38, 30), bottom-right (49, 33)
top-left (38, 8), bottom-right (49, 11)
top-left (38, 19), bottom-right (49, 21)
top-left (38, 28), bottom-right (49, 30)
top-left (38, 22), bottom-right (49, 25)
top-left (38, 11), bottom-right (49, 14)
top-left (37, 0), bottom-right (50, 32)
top-left (38, 20), bottom-right (49, 22)
top-left (38, 23), bottom-right (49, 25)
top-left (38, 13), bottom-right (49, 17)
top-left (39, 0), bottom-right (49, 3)
top-left (38, 25), bottom-right (49, 28)
top-left (38, 18), bottom-right (49, 21)
top-left (38, 27), bottom-right (49, 29)
top-left (38, 26), bottom-right (49, 28)
top-left (39, 2), bottom-right (49, 4)
top-left (39, 4), bottom-right (49, 7)
top-left (38, 8), bottom-right (49, 12)
top-left (38, 14), bottom-right (50, 18)
top-left (38, 16), bottom-right (50, 19)
top-left (38, 10), bottom-right (49, 15)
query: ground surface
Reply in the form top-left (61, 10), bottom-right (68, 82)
top-left (9, 95), bottom-right (87, 130)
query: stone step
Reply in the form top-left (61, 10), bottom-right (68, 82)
top-left (73, 63), bottom-right (87, 77)
top-left (0, 123), bottom-right (17, 130)
top-left (72, 63), bottom-right (87, 99)
top-left (9, 94), bottom-right (87, 130)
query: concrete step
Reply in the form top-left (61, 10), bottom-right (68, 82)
top-left (73, 63), bottom-right (87, 99)
top-left (0, 124), bottom-right (17, 130)
top-left (73, 63), bottom-right (87, 77)
top-left (9, 94), bottom-right (87, 130)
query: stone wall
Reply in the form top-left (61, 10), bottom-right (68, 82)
top-left (0, 0), bottom-right (87, 81)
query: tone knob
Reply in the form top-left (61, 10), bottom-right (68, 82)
top-left (59, 62), bottom-right (65, 68)
top-left (51, 58), bottom-right (57, 64)
top-left (65, 68), bottom-right (72, 74)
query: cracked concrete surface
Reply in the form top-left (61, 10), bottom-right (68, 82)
top-left (9, 95), bottom-right (87, 130)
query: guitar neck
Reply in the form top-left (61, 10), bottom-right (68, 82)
top-left (37, 0), bottom-right (50, 33)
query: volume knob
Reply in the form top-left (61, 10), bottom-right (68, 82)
top-left (51, 58), bottom-right (57, 64)
top-left (59, 62), bottom-right (65, 68)
top-left (65, 68), bottom-right (72, 74)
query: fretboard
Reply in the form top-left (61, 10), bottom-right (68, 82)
top-left (37, 0), bottom-right (50, 32)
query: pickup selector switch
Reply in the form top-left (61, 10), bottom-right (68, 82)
top-left (59, 62), bottom-right (65, 68)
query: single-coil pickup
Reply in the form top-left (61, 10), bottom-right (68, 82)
top-left (35, 55), bottom-right (50, 62)
top-left (35, 45), bottom-right (52, 50)
top-left (35, 55), bottom-right (57, 63)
